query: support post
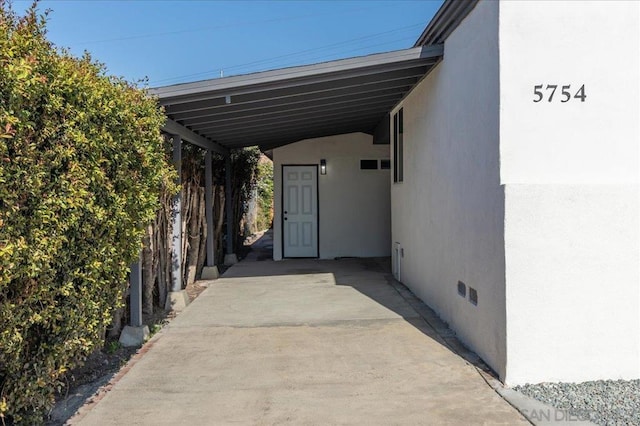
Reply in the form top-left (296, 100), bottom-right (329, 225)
top-left (166, 135), bottom-right (190, 311)
top-left (201, 149), bottom-right (219, 279)
top-left (224, 154), bottom-right (238, 265)
top-left (130, 258), bottom-right (143, 327)
top-left (119, 251), bottom-right (149, 347)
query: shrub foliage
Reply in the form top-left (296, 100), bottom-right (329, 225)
top-left (229, 147), bottom-right (261, 250)
top-left (0, 4), bottom-right (174, 423)
top-left (255, 158), bottom-right (273, 232)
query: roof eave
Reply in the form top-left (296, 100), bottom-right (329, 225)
top-left (150, 45), bottom-right (443, 104)
top-left (414, 0), bottom-right (479, 47)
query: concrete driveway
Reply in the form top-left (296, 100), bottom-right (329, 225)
top-left (73, 257), bottom-right (527, 425)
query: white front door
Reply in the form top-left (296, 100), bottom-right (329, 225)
top-left (283, 165), bottom-right (318, 258)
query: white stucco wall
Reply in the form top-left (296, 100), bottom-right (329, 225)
top-left (272, 133), bottom-right (391, 260)
top-left (390, 1), bottom-right (506, 379)
top-left (504, 185), bottom-right (639, 384)
top-left (500, 1), bottom-right (639, 185)
top-left (500, 1), bottom-right (640, 385)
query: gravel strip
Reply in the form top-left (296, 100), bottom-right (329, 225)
top-left (514, 380), bottom-right (640, 425)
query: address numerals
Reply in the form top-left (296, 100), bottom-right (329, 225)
top-left (533, 84), bottom-right (586, 103)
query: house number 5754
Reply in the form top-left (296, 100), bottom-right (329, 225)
top-left (533, 84), bottom-right (586, 103)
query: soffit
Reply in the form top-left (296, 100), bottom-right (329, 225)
top-left (151, 45), bottom-right (443, 151)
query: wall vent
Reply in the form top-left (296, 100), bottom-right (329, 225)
top-left (469, 288), bottom-right (478, 306)
top-left (360, 159), bottom-right (378, 170)
top-left (457, 281), bottom-right (466, 297)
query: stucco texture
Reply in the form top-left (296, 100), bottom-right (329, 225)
top-left (500, 0), bottom-right (640, 384)
top-left (504, 184), bottom-right (640, 384)
top-left (389, 0), bottom-right (506, 380)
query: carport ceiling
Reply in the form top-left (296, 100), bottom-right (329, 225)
top-left (151, 45), bottom-right (443, 151)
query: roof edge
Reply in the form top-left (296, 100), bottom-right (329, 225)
top-left (414, 0), bottom-right (479, 46)
top-left (151, 45), bottom-right (443, 101)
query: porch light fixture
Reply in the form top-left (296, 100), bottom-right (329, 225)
top-left (320, 159), bottom-right (327, 175)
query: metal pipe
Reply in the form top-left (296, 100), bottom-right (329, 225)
top-left (205, 149), bottom-right (215, 266)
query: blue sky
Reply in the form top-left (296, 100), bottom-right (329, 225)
top-left (11, 1), bottom-right (443, 87)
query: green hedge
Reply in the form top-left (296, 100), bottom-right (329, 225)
top-left (0, 5), bottom-right (175, 423)
top-left (255, 160), bottom-right (273, 231)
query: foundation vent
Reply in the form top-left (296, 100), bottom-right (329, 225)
top-left (457, 281), bottom-right (466, 297)
top-left (469, 288), bottom-right (478, 306)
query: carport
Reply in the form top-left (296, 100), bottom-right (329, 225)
top-left (123, 43), bottom-right (445, 343)
top-left (161, 47), bottom-right (438, 280)
top-left (155, 45), bottom-right (442, 151)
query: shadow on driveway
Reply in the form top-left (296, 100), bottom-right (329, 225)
top-left (72, 236), bottom-right (527, 425)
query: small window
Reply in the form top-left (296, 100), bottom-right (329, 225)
top-left (380, 159), bottom-right (391, 170)
top-left (393, 108), bottom-right (404, 183)
top-left (360, 159), bottom-right (378, 170)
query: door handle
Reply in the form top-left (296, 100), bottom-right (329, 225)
top-left (284, 211), bottom-right (288, 214)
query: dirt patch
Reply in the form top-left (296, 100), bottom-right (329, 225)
top-left (185, 280), bottom-right (207, 301)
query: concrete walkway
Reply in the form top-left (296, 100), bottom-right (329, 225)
top-left (73, 252), bottom-right (527, 424)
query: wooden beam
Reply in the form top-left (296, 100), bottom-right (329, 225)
top-left (162, 118), bottom-right (228, 155)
